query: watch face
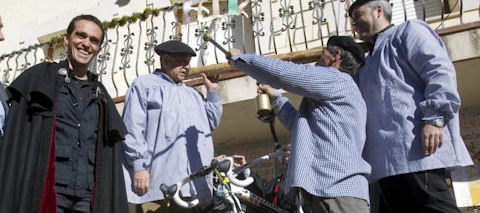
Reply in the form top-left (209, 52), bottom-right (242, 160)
top-left (435, 119), bottom-right (444, 127)
top-left (425, 119), bottom-right (444, 127)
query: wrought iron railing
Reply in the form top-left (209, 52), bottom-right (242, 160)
top-left (0, 0), bottom-right (477, 98)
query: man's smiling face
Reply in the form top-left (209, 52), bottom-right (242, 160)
top-left (65, 19), bottom-right (102, 66)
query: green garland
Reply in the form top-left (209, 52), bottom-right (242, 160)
top-left (70, 7), bottom-right (164, 40)
top-left (1, 3), bottom-right (181, 59)
top-left (50, 7), bottom-right (165, 45)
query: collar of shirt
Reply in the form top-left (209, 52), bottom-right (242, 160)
top-left (59, 59), bottom-right (99, 83)
top-left (367, 24), bottom-right (395, 51)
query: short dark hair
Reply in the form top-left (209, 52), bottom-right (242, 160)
top-left (367, 0), bottom-right (392, 22)
top-left (66, 14), bottom-right (105, 43)
top-left (326, 46), bottom-right (361, 76)
top-left (349, 0), bottom-right (392, 23)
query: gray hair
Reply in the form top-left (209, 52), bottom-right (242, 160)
top-left (326, 46), bottom-right (361, 76)
top-left (368, 0), bottom-right (392, 22)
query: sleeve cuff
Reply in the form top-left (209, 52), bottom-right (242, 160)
top-left (207, 91), bottom-right (220, 102)
top-left (232, 54), bottom-right (248, 61)
top-left (242, 168), bottom-right (251, 178)
top-left (271, 93), bottom-right (289, 114)
top-left (422, 115), bottom-right (444, 121)
top-left (419, 99), bottom-right (459, 121)
top-left (232, 53), bottom-right (252, 68)
top-left (133, 159), bottom-right (149, 172)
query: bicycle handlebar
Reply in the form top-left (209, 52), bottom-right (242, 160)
top-left (160, 157), bottom-right (254, 208)
top-left (160, 150), bottom-right (284, 208)
top-left (159, 158), bottom-right (226, 208)
top-left (233, 148), bottom-right (284, 174)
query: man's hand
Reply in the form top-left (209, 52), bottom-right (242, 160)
top-left (229, 48), bottom-right (243, 58)
top-left (215, 154), bottom-right (226, 161)
top-left (201, 73), bottom-right (219, 92)
top-left (232, 155), bottom-right (247, 168)
top-left (257, 84), bottom-right (278, 98)
top-left (134, 170), bottom-right (150, 195)
top-left (421, 124), bottom-right (444, 156)
top-left (227, 48), bottom-right (243, 64)
top-left (215, 154), bottom-right (246, 169)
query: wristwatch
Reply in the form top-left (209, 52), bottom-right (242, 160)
top-left (424, 118), bottom-right (445, 128)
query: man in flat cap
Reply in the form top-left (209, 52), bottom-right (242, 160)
top-left (121, 40), bottom-right (223, 212)
top-left (228, 35), bottom-right (371, 213)
top-left (349, 0), bottom-right (472, 212)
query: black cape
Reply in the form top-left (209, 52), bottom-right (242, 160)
top-left (0, 60), bottom-right (128, 213)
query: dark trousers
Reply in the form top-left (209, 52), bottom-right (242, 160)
top-left (57, 193), bottom-right (91, 213)
top-left (299, 188), bottom-right (369, 213)
top-left (375, 169), bottom-right (460, 213)
top-left (369, 183), bottom-right (390, 213)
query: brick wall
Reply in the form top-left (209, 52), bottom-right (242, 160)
top-left (460, 106), bottom-right (480, 162)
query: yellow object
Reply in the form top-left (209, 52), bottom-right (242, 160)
top-left (451, 165), bottom-right (480, 207)
top-left (214, 168), bottom-right (230, 185)
top-left (256, 94), bottom-right (272, 116)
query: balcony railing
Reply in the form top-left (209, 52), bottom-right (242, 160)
top-left (0, 0), bottom-right (478, 98)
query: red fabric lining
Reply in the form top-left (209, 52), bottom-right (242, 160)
top-left (273, 180), bottom-right (280, 205)
top-left (40, 119), bottom-right (57, 213)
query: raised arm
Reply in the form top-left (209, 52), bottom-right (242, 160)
top-left (202, 73), bottom-right (223, 130)
top-left (230, 51), bottom-right (353, 102)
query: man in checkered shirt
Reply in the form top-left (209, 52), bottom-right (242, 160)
top-left (228, 36), bottom-right (371, 213)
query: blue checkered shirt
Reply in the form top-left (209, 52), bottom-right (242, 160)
top-left (356, 19), bottom-right (473, 180)
top-left (122, 72), bottom-right (222, 204)
top-left (232, 54), bottom-right (371, 202)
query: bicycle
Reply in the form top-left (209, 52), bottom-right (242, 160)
top-left (160, 149), bottom-right (287, 213)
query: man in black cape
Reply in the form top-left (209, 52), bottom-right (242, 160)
top-left (0, 14), bottom-right (128, 212)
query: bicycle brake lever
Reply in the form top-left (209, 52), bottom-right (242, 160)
top-left (218, 157), bottom-right (254, 187)
top-left (216, 158), bottom-right (231, 173)
top-left (160, 183), bottom-right (178, 201)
